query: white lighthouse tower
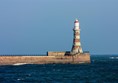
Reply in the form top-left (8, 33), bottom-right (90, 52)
top-left (71, 19), bottom-right (83, 54)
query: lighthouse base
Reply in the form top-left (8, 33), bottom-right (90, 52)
top-left (47, 51), bottom-right (91, 63)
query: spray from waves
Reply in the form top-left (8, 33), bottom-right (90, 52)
top-left (12, 63), bottom-right (29, 66)
top-left (109, 56), bottom-right (118, 59)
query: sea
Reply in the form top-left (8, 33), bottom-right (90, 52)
top-left (0, 55), bottom-right (118, 83)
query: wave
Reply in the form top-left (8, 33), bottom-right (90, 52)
top-left (12, 63), bottom-right (28, 66)
top-left (109, 57), bottom-right (118, 59)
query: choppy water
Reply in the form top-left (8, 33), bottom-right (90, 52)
top-left (0, 55), bottom-right (118, 83)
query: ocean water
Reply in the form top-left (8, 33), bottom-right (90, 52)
top-left (0, 55), bottom-right (118, 83)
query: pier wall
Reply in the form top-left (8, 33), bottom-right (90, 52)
top-left (47, 52), bottom-right (65, 56)
top-left (47, 51), bottom-right (70, 56)
top-left (0, 53), bottom-right (90, 65)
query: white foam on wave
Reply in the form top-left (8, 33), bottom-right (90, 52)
top-left (17, 78), bottom-right (21, 80)
top-left (13, 63), bottom-right (27, 66)
top-left (109, 57), bottom-right (118, 59)
top-left (17, 78), bottom-right (24, 81)
top-left (116, 57), bottom-right (118, 59)
top-left (109, 57), bottom-right (115, 59)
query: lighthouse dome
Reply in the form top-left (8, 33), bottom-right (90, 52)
top-left (74, 19), bottom-right (79, 30)
top-left (74, 19), bottom-right (79, 23)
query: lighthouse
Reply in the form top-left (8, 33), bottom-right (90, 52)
top-left (71, 19), bottom-right (83, 54)
top-left (47, 18), bottom-right (90, 63)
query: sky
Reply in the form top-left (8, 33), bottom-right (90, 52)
top-left (0, 0), bottom-right (118, 55)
